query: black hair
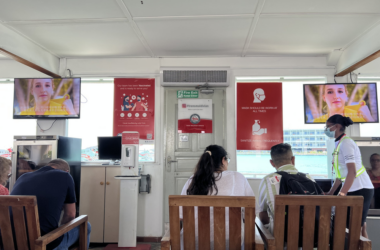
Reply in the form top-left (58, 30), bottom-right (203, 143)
top-left (137, 95), bottom-right (141, 98)
top-left (187, 145), bottom-right (228, 195)
top-left (370, 153), bottom-right (380, 161)
top-left (270, 143), bottom-right (293, 166)
top-left (327, 114), bottom-right (354, 132)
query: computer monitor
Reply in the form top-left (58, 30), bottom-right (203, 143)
top-left (98, 136), bottom-right (122, 161)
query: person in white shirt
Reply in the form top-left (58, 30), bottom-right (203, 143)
top-left (325, 114), bottom-right (374, 238)
top-left (180, 144), bottom-right (255, 249)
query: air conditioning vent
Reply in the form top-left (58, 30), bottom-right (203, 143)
top-left (160, 67), bottom-right (230, 87)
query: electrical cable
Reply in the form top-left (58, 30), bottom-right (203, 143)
top-left (81, 93), bottom-right (88, 103)
top-left (350, 72), bottom-right (354, 83)
top-left (37, 119), bottom-right (57, 132)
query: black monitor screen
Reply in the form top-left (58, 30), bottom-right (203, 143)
top-left (98, 137), bottom-right (122, 160)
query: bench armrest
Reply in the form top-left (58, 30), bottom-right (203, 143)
top-left (35, 215), bottom-right (88, 250)
top-left (255, 217), bottom-right (275, 250)
top-left (161, 226), bottom-right (171, 250)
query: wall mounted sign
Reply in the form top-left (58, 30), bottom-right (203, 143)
top-left (178, 99), bottom-right (212, 133)
top-left (113, 78), bottom-right (155, 141)
top-left (236, 82), bottom-right (283, 150)
top-left (177, 90), bottom-right (199, 98)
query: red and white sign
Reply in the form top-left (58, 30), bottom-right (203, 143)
top-left (178, 99), bottom-right (212, 133)
top-left (113, 78), bottom-right (155, 140)
top-left (122, 131), bottom-right (140, 145)
top-left (237, 82), bottom-right (283, 150)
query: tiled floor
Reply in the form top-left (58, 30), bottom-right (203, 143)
top-left (89, 242), bottom-right (161, 250)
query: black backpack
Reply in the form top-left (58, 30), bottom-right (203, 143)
top-left (276, 171), bottom-right (325, 247)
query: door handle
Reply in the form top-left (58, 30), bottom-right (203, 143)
top-left (166, 156), bottom-right (177, 172)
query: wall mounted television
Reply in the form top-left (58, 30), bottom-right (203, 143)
top-left (13, 78), bottom-right (81, 119)
top-left (304, 83), bottom-right (379, 124)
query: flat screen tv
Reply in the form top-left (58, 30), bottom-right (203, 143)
top-left (304, 83), bottom-right (379, 124)
top-left (98, 136), bottom-right (122, 161)
top-left (13, 78), bottom-right (81, 119)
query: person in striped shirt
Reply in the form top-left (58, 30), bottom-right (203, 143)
top-left (257, 143), bottom-right (315, 233)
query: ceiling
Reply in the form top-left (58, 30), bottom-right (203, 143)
top-left (0, 0), bottom-right (380, 58)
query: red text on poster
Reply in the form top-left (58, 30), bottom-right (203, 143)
top-left (113, 78), bottom-right (155, 140)
top-left (236, 82), bottom-right (283, 150)
top-left (178, 99), bottom-right (212, 133)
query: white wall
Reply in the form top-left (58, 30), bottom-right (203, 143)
top-left (0, 56), bottom-right (335, 237)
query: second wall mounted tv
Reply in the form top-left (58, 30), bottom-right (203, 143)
top-left (13, 78), bottom-right (81, 119)
top-left (304, 83), bottom-right (379, 124)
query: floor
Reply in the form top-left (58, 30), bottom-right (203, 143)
top-left (90, 242), bottom-right (161, 250)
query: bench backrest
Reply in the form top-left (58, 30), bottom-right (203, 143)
top-left (273, 195), bottom-right (364, 250)
top-left (0, 196), bottom-right (40, 250)
top-left (169, 195), bottom-right (256, 250)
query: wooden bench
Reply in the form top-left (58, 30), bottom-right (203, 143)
top-left (0, 196), bottom-right (88, 250)
top-left (161, 195), bottom-right (264, 250)
top-left (255, 195), bottom-right (372, 250)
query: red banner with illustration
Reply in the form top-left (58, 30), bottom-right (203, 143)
top-left (236, 82), bottom-right (283, 150)
top-left (178, 99), bottom-right (213, 133)
top-left (113, 78), bottom-right (155, 140)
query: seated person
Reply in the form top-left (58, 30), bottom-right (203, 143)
top-left (180, 145), bottom-right (255, 248)
top-left (258, 143), bottom-right (317, 233)
top-left (0, 156), bottom-right (12, 195)
top-left (11, 159), bottom-right (91, 250)
top-left (367, 153), bottom-right (380, 208)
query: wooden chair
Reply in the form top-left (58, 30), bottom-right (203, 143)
top-left (0, 196), bottom-right (88, 250)
top-left (161, 195), bottom-right (264, 250)
top-left (255, 195), bottom-right (372, 250)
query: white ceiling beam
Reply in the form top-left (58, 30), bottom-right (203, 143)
top-left (115, 0), bottom-right (154, 57)
top-left (327, 49), bottom-right (343, 66)
top-left (335, 20), bottom-right (380, 76)
top-left (241, 0), bottom-right (267, 57)
top-left (2, 18), bottom-right (128, 25)
top-left (0, 23), bottom-right (60, 75)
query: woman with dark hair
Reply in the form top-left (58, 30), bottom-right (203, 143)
top-left (325, 114), bottom-right (374, 237)
top-left (180, 145), bottom-right (255, 248)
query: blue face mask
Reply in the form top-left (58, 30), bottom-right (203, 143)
top-left (324, 125), bottom-right (336, 138)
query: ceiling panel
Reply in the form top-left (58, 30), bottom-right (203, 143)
top-left (0, 0), bottom-right (124, 21)
top-left (124, 0), bottom-right (258, 17)
top-left (136, 17), bottom-right (252, 56)
top-left (263, 0), bottom-right (380, 13)
top-left (8, 22), bottom-right (149, 57)
top-left (247, 15), bottom-right (380, 56)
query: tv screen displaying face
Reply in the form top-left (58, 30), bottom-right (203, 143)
top-left (304, 83), bottom-right (379, 124)
top-left (98, 136), bottom-right (122, 160)
top-left (13, 78), bottom-right (81, 119)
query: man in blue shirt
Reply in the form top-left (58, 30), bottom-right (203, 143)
top-left (11, 159), bottom-right (91, 250)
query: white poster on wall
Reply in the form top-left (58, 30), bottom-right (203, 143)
top-left (178, 99), bottom-right (213, 133)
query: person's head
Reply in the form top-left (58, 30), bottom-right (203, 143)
top-left (187, 145), bottom-right (229, 195)
top-left (124, 96), bottom-right (130, 102)
top-left (30, 79), bottom-right (55, 105)
top-left (137, 95), bottom-right (142, 102)
top-left (253, 88), bottom-right (265, 102)
top-left (270, 143), bottom-right (294, 168)
top-left (370, 153), bottom-right (380, 170)
top-left (323, 84), bottom-right (348, 114)
top-left (325, 114), bottom-right (353, 138)
top-left (46, 158), bottom-right (70, 172)
top-left (0, 157), bottom-right (12, 186)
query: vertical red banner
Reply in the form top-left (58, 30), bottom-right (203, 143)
top-left (113, 78), bottom-right (155, 140)
top-left (236, 82), bottom-right (283, 150)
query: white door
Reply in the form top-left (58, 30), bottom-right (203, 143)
top-left (163, 88), bottom-right (227, 222)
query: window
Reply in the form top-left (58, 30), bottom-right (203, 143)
top-left (236, 78), bottom-right (328, 179)
top-left (0, 81), bottom-right (36, 159)
top-left (68, 79), bottom-right (155, 163)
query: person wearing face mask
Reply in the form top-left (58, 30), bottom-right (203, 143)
top-left (20, 79), bottom-right (76, 116)
top-left (313, 84), bottom-right (375, 123)
top-left (0, 156), bottom-right (12, 195)
top-left (132, 95), bottom-right (148, 111)
top-left (325, 114), bottom-right (374, 238)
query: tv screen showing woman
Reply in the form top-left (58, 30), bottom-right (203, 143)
top-left (13, 78), bottom-right (81, 119)
top-left (304, 83), bottom-right (379, 124)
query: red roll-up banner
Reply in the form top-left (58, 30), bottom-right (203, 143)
top-left (236, 82), bottom-right (283, 150)
top-left (113, 78), bottom-right (155, 140)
